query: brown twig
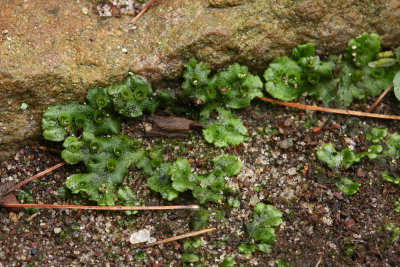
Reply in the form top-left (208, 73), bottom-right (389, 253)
top-left (129, 0), bottom-right (157, 25)
top-left (259, 97), bottom-right (400, 121)
top-left (145, 228), bottom-right (216, 247)
top-left (367, 83), bottom-right (393, 113)
top-left (1, 162), bottom-right (65, 197)
top-left (2, 203), bottom-right (199, 211)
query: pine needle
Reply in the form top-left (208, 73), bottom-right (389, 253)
top-left (145, 228), bottom-right (216, 247)
top-left (2, 203), bottom-right (199, 211)
top-left (259, 97), bottom-right (400, 121)
top-left (1, 162), bottom-right (65, 197)
top-left (130, 0), bottom-right (157, 25)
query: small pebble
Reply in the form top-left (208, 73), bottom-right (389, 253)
top-left (287, 167), bottom-right (297, 176)
top-left (121, 48), bottom-right (128, 53)
top-left (54, 227), bottom-right (62, 234)
top-left (82, 7), bottom-right (89, 15)
top-left (9, 212), bottom-right (18, 223)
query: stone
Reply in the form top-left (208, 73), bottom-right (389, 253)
top-left (1, 0), bottom-right (400, 159)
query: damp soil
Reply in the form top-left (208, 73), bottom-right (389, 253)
top-left (1, 95), bottom-right (400, 266)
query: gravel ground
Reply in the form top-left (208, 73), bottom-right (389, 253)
top-left (1, 96), bottom-right (400, 266)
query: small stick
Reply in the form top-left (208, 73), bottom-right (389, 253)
top-left (1, 162), bottom-right (65, 197)
top-left (145, 228), bottom-right (216, 248)
top-left (367, 83), bottom-right (393, 113)
top-left (26, 211), bottom-right (41, 222)
top-left (130, 0), bottom-right (157, 25)
top-left (2, 203), bottom-right (199, 211)
top-left (259, 97), bottom-right (400, 121)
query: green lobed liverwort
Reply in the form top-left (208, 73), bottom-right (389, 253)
top-left (335, 177), bottom-right (361, 196)
top-left (62, 132), bottom-right (152, 206)
top-left (42, 102), bottom-right (120, 142)
top-left (365, 127), bottom-right (388, 143)
top-left (317, 143), bottom-right (382, 170)
top-left (202, 107), bottom-right (248, 148)
top-left (240, 203), bottom-right (283, 254)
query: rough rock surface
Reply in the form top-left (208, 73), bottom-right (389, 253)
top-left (1, 0), bottom-right (400, 159)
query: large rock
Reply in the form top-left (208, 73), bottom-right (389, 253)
top-left (0, 0), bottom-right (399, 159)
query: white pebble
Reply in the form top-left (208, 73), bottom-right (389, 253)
top-left (54, 227), bottom-right (62, 234)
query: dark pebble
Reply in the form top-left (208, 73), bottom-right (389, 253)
top-left (167, 214), bottom-right (178, 220)
top-left (31, 247), bottom-right (37, 255)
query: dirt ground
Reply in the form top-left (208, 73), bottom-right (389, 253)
top-left (1, 95), bottom-right (400, 266)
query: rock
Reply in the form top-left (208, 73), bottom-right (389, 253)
top-left (278, 139), bottom-right (293, 149)
top-left (1, 0), bottom-right (400, 159)
top-left (287, 167), bottom-right (297, 176)
top-left (129, 229), bottom-right (155, 244)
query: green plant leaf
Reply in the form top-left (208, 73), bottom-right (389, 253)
top-left (256, 243), bottom-right (272, 253)
top-left (108, 75), bottom-right (158, 118)
top-left (213, 154), bottom-right (242, 176)
top-left (190, 209), bottom-right (209, 230)
top-left (228, 197), bottom-right (240, 208)
top-left (117, 186), bottom-right (140, 215)
top-left (291, 43), bottom-right (316, 60)
top-left (317, 143), bottom-right (343, 169)
top-left (183, 238), bottom-right (202, 253)
top-left (238, 243), bottom-right (256, 254)
top-left (42, 102), bottom-right (120, 142)
top-left (202, 108), bottom-right (248, 148)
top-left (359, 145), bottom-right (383, 160)
top-left (365, 127), bottom-right (388, 143)
top-left (336, 63), bottom-right (366, 107)
top-left (219, 256), bottom-right (235, 267)
top-left (264, 56), bottom-right (306, 101)
top-left (381, 171), bottom-right (400, 184)
top-left (394, 71), bottom-right (400, 102)
top-left (146, 163), bottom-right (179, 201)
top-left (246, 203), bottom-right (283, 244)
top-left (317, 143), bottom-right (361, 169)
top-left (275, 259), bottom-right (291, 267)
top-left (335, 177), bottom-right (361, 196)
top-left (182, 58), bottom-right (212, 104)
top-left (64, 134), bottom-right (149, 206)
top-left (211, 63), bottom-right (263, 109)
top-left (170, 159), bottom-right (199, 192)
top-left (345, 32), bottom-right (380, 68)
top-left (361, 65), bottom-right (399, 97)
top-left (385, 133), bottom-right (400, 159)
top-left (180, 253), bottom-right (200, 263)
